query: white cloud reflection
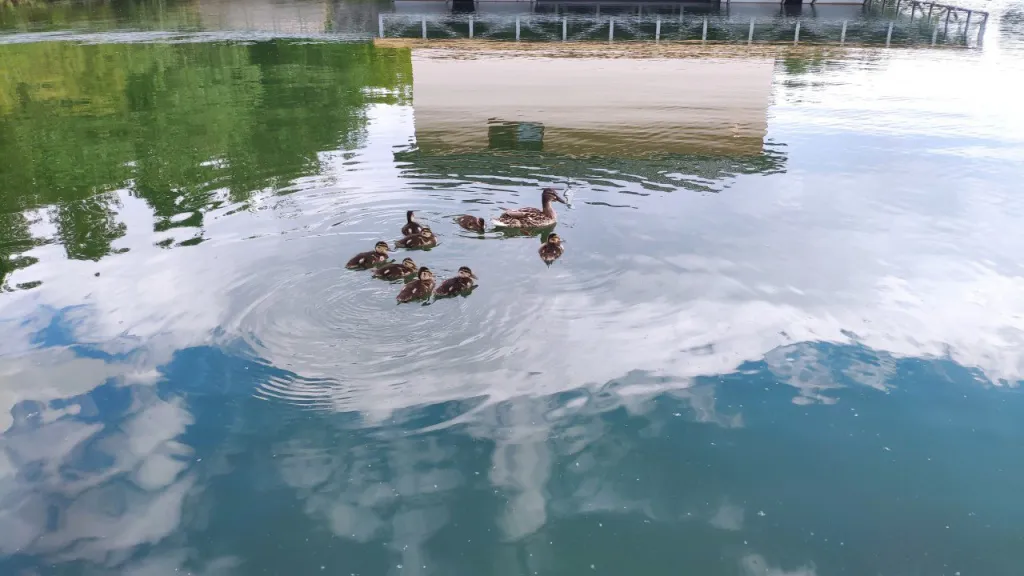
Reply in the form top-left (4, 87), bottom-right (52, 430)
top-left (0, 387), bottom-right (195, 568)
top-left (741, 554), bottom-right (818, 576)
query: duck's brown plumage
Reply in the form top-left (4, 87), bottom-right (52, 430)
top-left (456, 215), bottom-right (486, 234)
top-left (539, 234), bottom-right (564, 264)
top-left (346, 241), bottom-right (390, 270)
top-left (395, 228), bottom-right (437, 250)
top-left (493, 188), bottom-right (567, 229)
top-left (434, 277), bottom-right (474, 297)
top-left (434, 267), bottom-right (478, 297)
top-left (397, 267), bottom-right (435, 303)
top-left (373, 258), bottom-right (417, 281)
top-left (401, 210), bottom-right (423, 236)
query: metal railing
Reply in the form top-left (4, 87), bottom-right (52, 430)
top-left (379, 3), bottom-right (989, 47)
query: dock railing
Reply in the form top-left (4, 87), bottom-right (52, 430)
top-left (379, 2), bottom-right (989, 48)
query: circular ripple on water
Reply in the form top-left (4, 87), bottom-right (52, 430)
top-left (232, 261), bottom-right (541, 412)
top-left (228, 175), bottom-right (612, 412)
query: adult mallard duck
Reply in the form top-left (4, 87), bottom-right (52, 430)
top-left (397, 267), bottom-right (435, 303)
top-left (492, 188), bottom-right (567, 229)
top-left (395, 227), bottom-right (437, 250)
top-left (539, 233), bottom-right (564, 265)
top-left (346, 241), bottom-right (389, 270)
top-left (373, 257), bottom-right (417, 281)
top-left (456, 215), bottom-right (486, 234)
top-left (401, 210), bottom-right (423, 236)
top-left (434, 266), bottom-right (478, 298)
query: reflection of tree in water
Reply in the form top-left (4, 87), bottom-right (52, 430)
top-left (0, 0), bottom-right (201, 32)
top-left (0, 175), bottom-right (40, 290)
top-left (0, 40), bottom-right (410, 273)
top-left (52, 195), bottom-right (128, 261)
top-left (778, 52), bottom-right (883, 95)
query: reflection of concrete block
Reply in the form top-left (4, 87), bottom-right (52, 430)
top-left (411, 53), bottom-right (774, 156)
top-left (197, 0), bottom-right (329, 33)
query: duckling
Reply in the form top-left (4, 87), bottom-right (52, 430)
top-left (395, 227), bottom-right (437, 250)
top-left (397, 267), bottom-right (435, 303)
top-left (434, 266), bottom-right (478, 298)
top-left (456, 215), bottom-right (486, 234)
top-left (492, 188), bottom-right (567, 229)
top-left (373, 257), bottom-right (417, 281)
top-left (346, 241), bottom-right (389, 270)
top-left (539, 233), bottom-right (564, 265)
top-left (401, 210), bottom-right (423, 236)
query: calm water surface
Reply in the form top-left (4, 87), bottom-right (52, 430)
top-left (2, 1), bottom-right (1024, 575)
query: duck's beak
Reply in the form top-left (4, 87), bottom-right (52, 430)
top-left (555, 193), bottom-right (568, 204)
top-left (470, 272), bottom-right (479, 280)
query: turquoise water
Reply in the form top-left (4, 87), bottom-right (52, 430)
top-left (3, 1), bottom-right (1024, 575)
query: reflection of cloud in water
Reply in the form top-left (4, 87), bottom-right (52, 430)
top-left (710, 501), bottom-right (744, 531)
top-left (741, 554), bottom-right (817, 576)
top-left (764, 342), bottom-right (897, 405)
top-left (488, 401), bottom-right (552, 541)
top-left (276, 433), bottom-right (459, 574)
top-left (0, 380), bottom-right (210, 572)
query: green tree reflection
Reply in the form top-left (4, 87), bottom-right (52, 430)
top-left (0, 40), bottom-right (411, 284)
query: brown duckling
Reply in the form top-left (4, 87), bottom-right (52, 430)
top-left (493, 188), bottom-right (567, 229)
top-left (539, 233), bottom-right (564, 265)
top-left (401, 210), bottom-right (423, 236)
top-left (395, 227), bottom-right (437, 250)
top-left (346, 241), bottom-right (389, 270)
top-left (397, 267), bottom-right (435, 303)
top-left (434, 266), bottom-right (478, 298)
top-left (456, 215), bottom-right (486, 234)
top-left (373, 257), bottom-right (417, 281)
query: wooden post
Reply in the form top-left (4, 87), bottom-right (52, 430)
top-left (748, 18), bottom-right (754, 44)
top-left (656, 17), bottom-right (661, 42)
top-left (609, 17), bottom-right (614, 42)
top-left (421, 16), bottom-right (427, 39)
top-left (702, 17), bottom-right (707, 42)
top-left (378, 13), bottom-right (384, 38)
top-left (516, 16), bottom-right (520, 41)
top-left (840, 20), bottom-right (847, 44)
top-left (562, 17), bottom-right (567, 41)
top-left (886, 21), bottom-right (893, 46)
top-left (469, 15), bottom-right (474, 38)
top-left (964, 10), bottom-right (972, 38)
top-left (794, 20), bottom-right (800, 44)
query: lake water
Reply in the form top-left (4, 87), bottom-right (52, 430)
top-left (3, 1), bottom-right (1024, 575)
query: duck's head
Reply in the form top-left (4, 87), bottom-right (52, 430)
top-left (420, 227), bottom-right (434, 238)
top-left (457, 266), bottom-right (478, 280)
top-left (374, 241), bottom-right (390, 254)
top-left (406, 210), bottom-right (416, 222)
top-left (546, 233), bottom-right (562, 246)
top-left (417, 267), bottom-right (434, 281)
top-left (402, 257), bottom-right (417, 271)
top-left (542, 188), bottom-right (567, 205)
top-left (473, 217), bottom-right (485, 229)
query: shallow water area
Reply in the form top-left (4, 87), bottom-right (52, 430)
top-left (2, 0), bottom-right (1024, 575)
